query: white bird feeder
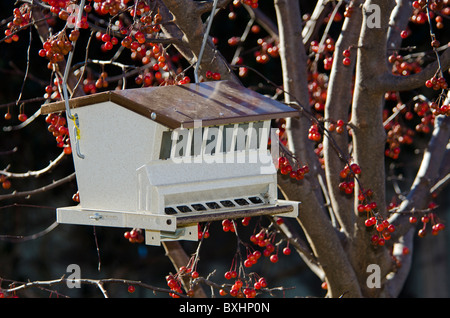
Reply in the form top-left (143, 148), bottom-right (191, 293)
top-left (41, 81), bottom-right (301, 245)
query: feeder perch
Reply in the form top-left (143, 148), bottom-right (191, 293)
top-left (41, 81), bottom-right (301, 245)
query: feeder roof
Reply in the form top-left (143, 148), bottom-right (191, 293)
top-left (41, 80), bottom-right (299, 129)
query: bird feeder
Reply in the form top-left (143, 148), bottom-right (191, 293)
top-left (41, 80), bottom-right (301, 245)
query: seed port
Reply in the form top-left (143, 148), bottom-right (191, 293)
top-left (164, 207), bottom-right (178, 215)
top-left (177, 205), bottom-right (192, 213)
top-left (220, 200), bottom-right (235, 208)
top-left (248, 196), bottom-right (263, 204)
top-left (191, 204), bottom-right (207, 211)
top-left (235, 198), bottom-right (249, 206)
top-left (206, 202), bottom-right (221, 209)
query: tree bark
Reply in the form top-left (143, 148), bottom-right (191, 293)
top-left (274, 0), bottom-right (362, 298)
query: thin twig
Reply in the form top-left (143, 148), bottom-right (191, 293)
top-left (0, 172), bottom-right (76, 201)
top-left (0, 151), bottom-right (67, 179)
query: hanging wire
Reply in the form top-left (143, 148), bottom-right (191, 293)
top-left (62, 0), bottom-right (86, 159)
top-left (194, 0), bottom-right (219, 83)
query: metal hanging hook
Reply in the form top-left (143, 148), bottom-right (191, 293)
top-left (62, 0), bottom-right (85, 159)
top-left (194, 0), bottom-right (219, 83)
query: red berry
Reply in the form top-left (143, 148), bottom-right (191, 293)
top-left (342, 57), bottom-right (351, 66)
top-left (128, 285), bottom-right (135, 293)
top-left (191, 271), bottom-right (199, 279)
top-left (269, 254), bottom-right (278, 263)
top-left (387, 224), bottom-right (396, 233)
top-left (258, 277), bottom-right (267, 288)
top-left (376, 223), bottom-right (385, 232)
top-left (283, 247), bottom-right (291, 255)
top-left (18, 113), bottom-right (27, 122)
top-left (2, 179), bottom-right (11, 190)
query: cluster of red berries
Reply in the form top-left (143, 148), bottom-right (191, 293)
top-left (92, 0), bottom-right (130, 16)
top-left (205, 71), bottom-right (222, 81)
top-left (308, 124), bottom-right (322, 141)
top-left (221, 217), bottom-right (254, 232)
top-left (122, 37), bottom-right (169, 86)
top-left (413, 101), bottom-right (435, 133)
top-left (42, 0), bottom-right (70, 14)
top-left (238, 0), bottom-right (259, 9)
top-left (43, 77), bottom-right (63, 101)
top-left (45, 113), bottom-right (72, 155)
top-left (138, 8), bottom-right (163, 33)
top-left (411, 0), bottom-right (449, 28)
top-left (95, 31), bottom-right (119, 52)
top-left (338, 162), bottom-right (361, 195)
top-left (253, 38), bottom-right (280, 65)
top-left (328, 119), bottom-right (347, 134)
top-left (307, 72), bottom-right (328, 113)
top-left (249, 229), bottom-right (287, 263)
top-left (43, 0), bottom-right (89, 28)
top-left (123, 228), bottom-right (144, 243)
top-left (243, 249), bottom-right (262, 268)
top-left (356, 188), bottom-right (375, 213)
top-left (165, 264), bottom-right (200, 298)
top-left (342, 48), bottom-right (352, 67)
top-left (222, 219), bottom-right (235, 232)
top-left (425, 76), bottom-right (448, 91)
top-left (165, 273), bottom-right (184, 298)
top-left (409, 203), bottom-right (445, 237)
top-left (277, 156), bottom-right (310, 181)
top-left (93, 72), bottom-right (110, 91)
top-left (388, 52), bottom-right (422, 77)
top-left (274, 118), bottom-right (288, 145)
top-left (356, 188), bottom-right (396, 246)
top-left (38, 31), bottom-right (73, 66)
top-left (366, 217), bottom-right (396, 246)
top-left (310, 38), bottom-right (335, 72)
top-left (197, 223), bottom-right (210, 240)
top-left (429, 100), bottom-right (450, 116)
top-left (5, 109), bottom-right (28, 123)
top-left (4, 5), bottom-right (31, 43)
top-left (220, 276), bottom-right (267, 298)
top-left (384, 120), bottom-right (414, 159)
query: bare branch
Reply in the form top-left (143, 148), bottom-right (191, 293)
top-left (390, 114), bottom-right (450, 239)
top-left (0, 221), bottom-right (58, 243)
top-left (379, 46), bottom-right (450, 92)
top-left (0, 172), bottom-right (76, 201)
top-left (2, 277), bottom-right (185, 298)
top-left (323, 1), bottom-right (363, 236)
top-left (274, 0), bottom-right (362, 298)
top-left (0, 151), bottom-right (67, 179)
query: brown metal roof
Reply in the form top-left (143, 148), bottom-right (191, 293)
top-left (41, 80), bottom-right (299, 129)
